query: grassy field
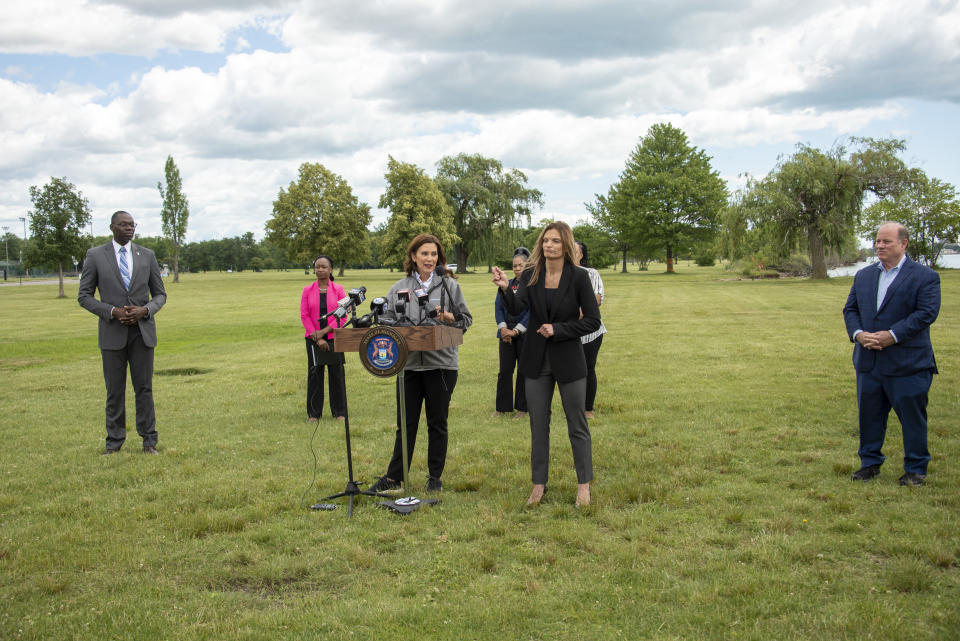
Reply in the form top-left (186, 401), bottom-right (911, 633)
top-left (1, 264), bottom-right (958, 640)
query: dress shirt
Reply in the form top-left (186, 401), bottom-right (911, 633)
top-left (112, 239), bottom-right (134, 277)
top-left (414, 271), bottom-right (434, 290)
top-left (876, 254), bottom-right (906, 342)
top-left (877, 254), bottom-right (906, 310)
top-left (853, 255), bottom-right (906, 345)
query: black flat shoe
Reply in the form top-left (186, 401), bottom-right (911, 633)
top-left (851, 465), bottom-right (881, 481)
top-left (899, 473), bottom-right (925, 486)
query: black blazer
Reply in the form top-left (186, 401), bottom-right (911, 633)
top-left (501, 262), bottom-right (601, 382)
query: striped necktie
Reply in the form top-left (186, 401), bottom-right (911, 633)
top-left (119, 246), bottom-right (130, 290)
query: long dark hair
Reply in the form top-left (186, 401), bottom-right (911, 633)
top-left (314, 254), bottom-right (335, 281)
top-left (403, 234), bottom-right (456, 279)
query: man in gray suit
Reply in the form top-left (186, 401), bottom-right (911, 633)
top-left (79, 211), bottom-right (167, 454)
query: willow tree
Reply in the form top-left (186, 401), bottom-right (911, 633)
top-left (747, 139), bottom-right (908, 278)
top-left (435, 153), bottom-right (542, 273)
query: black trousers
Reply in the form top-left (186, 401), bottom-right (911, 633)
top-left (305, 337), bottom-right (346, 418)
top-left (387, 369), bottom-right (458, 481)
top-left (102, 325), bottom-right (156, 450)
top-left (495, 335), bottom-right (527, 412)
top-left (583, 334), bottom-right (603, 412)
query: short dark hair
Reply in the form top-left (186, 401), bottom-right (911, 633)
top-left (513, 246), bottom-right (530, 259)
top-left (575, 241), bottom-right (590, 267)
top-left (110, 210), bottom-right (131, 224)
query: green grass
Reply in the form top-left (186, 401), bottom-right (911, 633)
top-left (1, 264), bottom-right (958, 640)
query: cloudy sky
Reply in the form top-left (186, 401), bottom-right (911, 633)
top-left (1, 0), bottom-right (958, 241)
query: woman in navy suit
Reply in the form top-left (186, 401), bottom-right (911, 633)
top-left (492, 222), bottom-right (601, 507)
top-left (494, 247), bottom-right (531, 418)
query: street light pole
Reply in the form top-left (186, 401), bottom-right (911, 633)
top-left (2, 226), bottom-right (8, 281)
top-left (19, 216), bottom-right (26, 285)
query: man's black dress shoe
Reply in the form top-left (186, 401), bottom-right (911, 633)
top-left (143, 446), bottom-right (159, 455)
top-left (851, 464), bottom-right (881, 481)
top-left (102, 448), bottom-right (120, 456)
top-left (899, 473), bottom-right (925, 486)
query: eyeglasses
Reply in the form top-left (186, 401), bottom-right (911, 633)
top-left (114, 222), bottom-right (137, 229)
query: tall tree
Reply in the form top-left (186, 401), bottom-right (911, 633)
top-left (861, 169), bottom-right (960, 267)
top-left (157, 155), bottom-right (190, 283)
top-left (25, 177), bottom-right (92, 297)
top-left (378, 156), bottom-right (458, 268)
top-left (589, 188), bottom-right (659, 273)
top-left (602, 123), bottom-right (727, 274)
top-left (265, 162), bottom-right (372, 275)
top-left (435, 153), bottom-right (542, 273)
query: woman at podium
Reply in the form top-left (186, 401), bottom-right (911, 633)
top-left (300, 255), bottom-right (348, 422)
top-left (369, 234), bottom-right (472, 494)
top-left (491, 222), bottom-right (601, 508)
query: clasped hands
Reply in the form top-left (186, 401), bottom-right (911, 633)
top-left (311, 325), bottom-right (335, 350)
top-left (857, 330), bottom-right (895, 351)
top-left (112, 305), bottom-right (147, 325)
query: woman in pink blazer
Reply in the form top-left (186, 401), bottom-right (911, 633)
top-left (300, 255), bottom-right (348, 421)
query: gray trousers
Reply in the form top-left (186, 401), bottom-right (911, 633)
top-left (525, 373), bottom-right (593, 485)
top-left (102, 326), bottom-right (157, 450)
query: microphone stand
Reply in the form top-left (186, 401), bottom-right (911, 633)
top-left (317, 309), bottom-right (392, 516)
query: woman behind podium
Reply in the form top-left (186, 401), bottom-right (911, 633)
top-left (491, 222), bottom-right (601, 508)
top-left (369, 234), bottom-right (472, 494)
top-left (300, 255), bottom-right (348, 422)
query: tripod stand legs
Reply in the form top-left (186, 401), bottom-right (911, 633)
top-left (316, 357), bottom-right (391, 517)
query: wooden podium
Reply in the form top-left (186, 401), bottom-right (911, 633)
top-left (332, 324), bottom-right (463, 508)
top-left (334, 325), bottom-right (463, 353)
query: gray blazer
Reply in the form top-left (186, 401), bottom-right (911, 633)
top-left (78, 242), bottom-right (167, 349)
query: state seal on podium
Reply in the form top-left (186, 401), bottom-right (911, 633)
top-left (358, 326), bottom-right (409, 378)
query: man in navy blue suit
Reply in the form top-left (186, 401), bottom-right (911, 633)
top-left (843, 222), bottom-right (941, 486)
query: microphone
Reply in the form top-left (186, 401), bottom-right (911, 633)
top-left (348, 287), bottom-right (366, 306)
top-left (320, 296), bottom-right (352, 323)
top-left (414, 288), bottom-right (429, 307)
top-left (354, 313), bottom-right (373, 328)
top-left (370, 297), bottom-right (387, 316)
top-left (395, 289), bottom-right (409, 314)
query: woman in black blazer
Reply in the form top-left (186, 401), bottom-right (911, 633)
top-left (492, 221), bottom-right (601, 507)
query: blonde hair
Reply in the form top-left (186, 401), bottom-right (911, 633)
top-left (525, 221), bottom-right (577, 286)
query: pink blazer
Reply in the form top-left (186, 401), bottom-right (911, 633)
top-left (300, 281), bottom-right (347, 339)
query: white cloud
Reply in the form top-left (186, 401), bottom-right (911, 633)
top-left (1, 0), bottom-right (958, 240)
top-left (0, 0), bottom-right (279, 56)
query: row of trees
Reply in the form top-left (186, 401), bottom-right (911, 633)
top-left (264, 153), bottom-right (543, 276)
top-left (592, 125), bottom-right (959, 277)
top-left (21, 130), bottom-right (959, 296)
